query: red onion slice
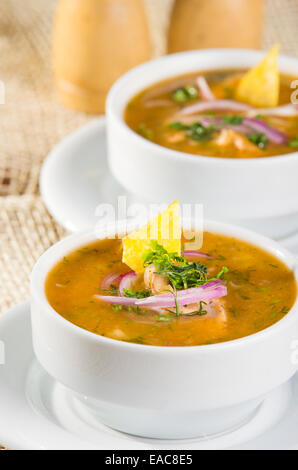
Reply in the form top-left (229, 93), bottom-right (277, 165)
top-left (136, 280), bottom-right (227, 308)
top-left (179, 99), bottom-right (253, 116)
top-left (94, 295), bottom-right (138, 306)
top-left (248, 104), bottom-right (298, 118)
top-left (184, 250), bottom-right (213, 259)
top-left (100, 273), bottom-right (121, 290)
top-left (119, 271), bottom-right (138, 296)
top-left (196, 76), bottom-right (215, 101)
top-left (169, 115), bottom-right (252, 135)
top-left (199, 116), bottom-right (252, 134)
top-left (181, 115), bottom-right (287, 143)
top-left (95, 280), bottom-right (226, 309)
top-left (243, 118), bottom-right (288, 144)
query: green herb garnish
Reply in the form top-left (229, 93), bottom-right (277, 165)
top-left (172, 88), bottom-right (190, 103)
top-left (222, 115), bottom-right (244, 125)
top-left (169, 122), bottom-right (215, 142)
top-left (195, 301), bottom-right (208, 316)
top-left (213, 266), bottom-right (229, 280)
top-left (187, 122), bottom-right (214, 142)
top-left (169, 122), bottom-right (189, 131)
top-left (172, 85), bottom-right (199, 103)
top-left (136, 124), bottom-right (154, 140)
top-left (248, 132), bottom-right (268, 149)
top-left (142, 241), bottom-right (228, 317)
top-left (112, 304), bottom-right (123, 312)
top-left (156, 314), bottom-right (172, 322)
top-left (169, 121), bottom-right (214, 142)
top-left (185, 85), bottom-right (199, 99)
top-left (143, 241), bottom-right (208, 290)
top-left (128, 306), bottom-right (142, 314)
top-left (289, 136), bottom-right (298, 148)
top-left (171, 85), bottom-right (198, 103)
top-left (101, 284), bottom-right (118, 295)
top-left (123, 288), bottom-right (150, 299)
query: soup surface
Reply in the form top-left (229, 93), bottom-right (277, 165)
top-left (46, 233), bottom-right (297, 347)
top-left (125, 69), bottom-right (298, 158)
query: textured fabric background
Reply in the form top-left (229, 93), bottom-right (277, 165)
top-left (0, 0), bottom-right (297, 451)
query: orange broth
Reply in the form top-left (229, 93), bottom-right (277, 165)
top-left (125, 69), bottom-right (298, 158)
top-left (45, 233), bottom-right (297, 347)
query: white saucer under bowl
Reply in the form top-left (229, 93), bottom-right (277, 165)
top-left (1, 301), bottom-right (298, 450)
top-left (40, 118), bottom-right (145, 233)
top-left (40, 119), bottom-right (298, 252)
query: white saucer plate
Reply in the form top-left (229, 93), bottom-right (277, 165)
top-left (1, 301), bottom-right (298, 450)
top-left (40, 118), bottom-right (143, 233)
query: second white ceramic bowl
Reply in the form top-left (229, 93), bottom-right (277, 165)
top-left (106, 49), bottom-right (298, 238)
top-left (30, 220), bottom-right (298, 439)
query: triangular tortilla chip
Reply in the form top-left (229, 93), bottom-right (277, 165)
top-left (236, 44), bottom-right (280, 107)
top-left (122, 201), bottom-right (181, 273)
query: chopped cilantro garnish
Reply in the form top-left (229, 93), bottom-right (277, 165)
top-left (172, 85), bottom-right (198, 103)
top-left (172, 88), bottom-right (190, 103)
top-left (169, 122), bottom-right (189, 130)
top-left (112, 304), bottom-right (123, 312)
top-left (187, 122), bottom-right (214, 142)
top-left (222, 115), bottom-right (244, 125)
top-left (143, 240), bottom-right (227, 290)
top-left (194, 301), bottom-right (208, 316)
top-left (128, 306), bottom-right (142, 314)
top-left (289, 136), bottom-right (298, 148)
top-left (213, 266), bottom-right (229, 280)
top-left (248, 132), bottom-right (268, 149)
top-left (156, 314), bottom-right (172, 322)
top-left (136, 124), bottom-right (153, 140)
top-left (123, 288), bottom-right (150, 299)
top-left (185, 85), bottom-right (199, 99)
top-left (101, 284), bottom-right (118, 295)
top-left (280, 306), bottom-right (289, 315)
top-left (144, 241), bottom-right (218, 317)
top-left (108, 242), bottom-right (228, 319)
top-left (168, 121), bottom-right (215, 142)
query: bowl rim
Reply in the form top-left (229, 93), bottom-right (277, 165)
top-left (106, 48), bottom-right (298, 165)
top-left (30, 218), bottom-right (298, 354)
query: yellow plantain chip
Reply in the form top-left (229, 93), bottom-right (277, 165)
top-left (235, 44), bottom-right (280, 107)
top-left (122, 201), bottom-right (181, 273)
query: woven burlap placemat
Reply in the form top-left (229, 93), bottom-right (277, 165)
top-left (0, 0), bottom-right (297, 448)
top-left (0, 195), bottom-right (66, 312)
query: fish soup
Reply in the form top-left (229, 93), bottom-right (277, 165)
top-left (46, 233), bottom-right (296, 347)
top-left (125, 70), bottom-right (298, 159)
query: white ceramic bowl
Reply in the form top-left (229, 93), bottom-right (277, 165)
top-left (106, 49), bottom-right (298, 238)
top-left (30, 220), bottom-right (298, 439)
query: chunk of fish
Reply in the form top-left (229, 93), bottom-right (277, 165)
top-left (168, 298), bottom-right (227, 321)
top-left (144, 264), bottom-right (227, 320)
top-left (166, 132), bottom-right (186, 143)
top-left (215, 129), bottom-right (259, 153)
top-left (144, 264), bottom-right (173, 294)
